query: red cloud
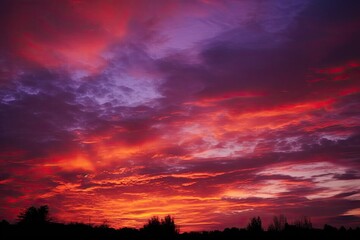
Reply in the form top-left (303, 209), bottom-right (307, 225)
top-left (4, 0), bottom-right (131, 71)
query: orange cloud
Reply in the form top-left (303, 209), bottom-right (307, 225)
top-left (43, 154), bottom-right (94, 171)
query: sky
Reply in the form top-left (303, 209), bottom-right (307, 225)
top-left (0, 0), bottom-right (360, 232)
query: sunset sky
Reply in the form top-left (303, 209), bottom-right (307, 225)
top-left (1, 0), bottom-right (360, 231)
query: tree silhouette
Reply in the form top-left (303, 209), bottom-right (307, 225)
top-left (324, 224), bottom-right (337, 233)
top-left (247, 216), bottom-right (263, 232)
top-left (2, 205), bottom-right (360, 240)
top-left (161, 215), bottom-right (179, 238)
top-left (294, 216), bottom-right (312, 230)
top-left (142, 215), bottom-right (179, 239)
top-left (142, 216), bottom-right (162, 239)
top-left (268, 214), bottom-right (287, 232)
top-left (17, 205), bottom-right (50, 225)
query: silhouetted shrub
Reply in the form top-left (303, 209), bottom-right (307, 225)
top-left (0, 219), bottom-right (10, 226)
top-left (247, 216), bottom-right (263, 232)
top-left (142, 215), bottom-right (179, 239)
top-left (2, 206), bottom-right (360, 240)
top-left (17, 205), bottom-right (50, 225)
top-left (324, 224), bottom-right (337, 232)
top-left (161, 215), bottom-right (179, 237)
top-left (293, 216), bottom-right (312, 230)
top-left (142, 216), bottom-right (161, 239)
top-left (268, 214), bottom-right (287, 232)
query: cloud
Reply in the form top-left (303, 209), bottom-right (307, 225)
top-left (0, 0), bottom-right (360, 232)
top-left (0, 0), bottom-right (131, 71)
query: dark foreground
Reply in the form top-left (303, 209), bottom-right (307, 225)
top-left (1, 206), bottom-right (360, 240)
top-left (1, 221), bottom-right (360, 240)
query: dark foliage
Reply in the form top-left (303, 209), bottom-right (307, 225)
top-left (1, 206), bottom-right (360, 240)
top-left (293, 216), bottom-right (313, 230)
top-left (247, 216), bottom-right (263, 232)
top-left (142, 215), bottom-right (179, 240)
top-left (268, 214), bottom-right (287, 232)
top-left (17, 205), bottom-right (50, 225)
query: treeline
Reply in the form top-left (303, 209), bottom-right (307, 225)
top-left (1, 205), bottom-right (360, 240)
